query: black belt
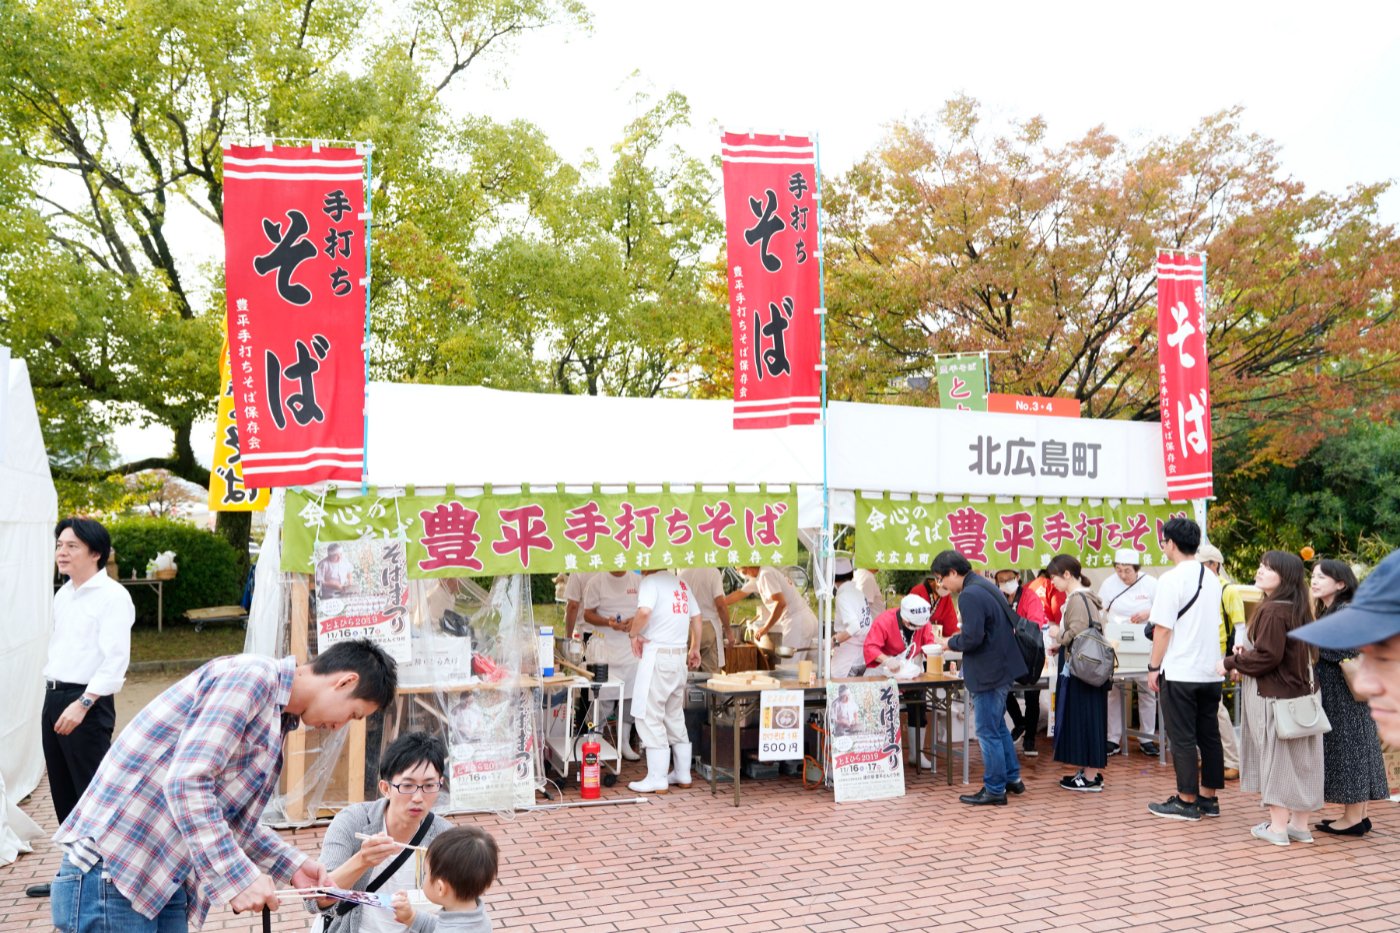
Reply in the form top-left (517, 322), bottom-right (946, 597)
top-left (45, 680), bottom-right (87, 691)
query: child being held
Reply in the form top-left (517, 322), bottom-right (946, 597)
top-left (392, 825), bottom-right (499, 931)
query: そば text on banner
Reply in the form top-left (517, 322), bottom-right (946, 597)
top-left (222, 145), bottom-right (367, 488)
top-left (721, 132), bottom-right (821, 430)
top-left (1155, 251), bottom-right (1213, 499)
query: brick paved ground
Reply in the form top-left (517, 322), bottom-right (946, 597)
top-left (4, 738), bottom-right (1398, 932)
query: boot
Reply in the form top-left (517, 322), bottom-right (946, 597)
top-left (628, 747), bottom-right (671, 794)
top-left (667, 742), bottom-right (693, 789)
top-left (618, 718), bottom-right (641, 761)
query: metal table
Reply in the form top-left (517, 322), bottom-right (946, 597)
top-left (698, 674), bottom-right (967, 806)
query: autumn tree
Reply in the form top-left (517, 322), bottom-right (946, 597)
top-left (0, 0), bottom-right (586, 559)
top-left (823, 97), bottom-right (1400, 468)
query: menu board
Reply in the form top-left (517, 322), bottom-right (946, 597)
top-left (758, 689), bottom-right (804, 761)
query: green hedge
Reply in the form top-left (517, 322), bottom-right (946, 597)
top-left (107, 517), bottom-right (243, 626)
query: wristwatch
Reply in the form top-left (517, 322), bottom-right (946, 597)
top-left (78, 695), bottom-right (95, 709)
top-left (1147, 664), bottom-right (1162, 673)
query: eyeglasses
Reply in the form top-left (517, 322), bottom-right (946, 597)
top-left (388, 780), bottom-right (443, 795)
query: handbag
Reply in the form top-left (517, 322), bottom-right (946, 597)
top-left (1271, 658), bottom-right (1331, 740)
top-left (1065, 593), bottom-right (1117, 688)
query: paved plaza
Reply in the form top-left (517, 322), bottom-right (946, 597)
top-left (5, 736), bottom-right (1399, 932)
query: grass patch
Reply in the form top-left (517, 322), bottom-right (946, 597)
top-left (131, 622), bottom-right (246, 663)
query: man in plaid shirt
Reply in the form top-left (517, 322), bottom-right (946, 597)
top-left (49, 639), bottom-right (397, 931)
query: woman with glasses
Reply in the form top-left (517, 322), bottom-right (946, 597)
top-left (313, 732), bottom-right (453, 932)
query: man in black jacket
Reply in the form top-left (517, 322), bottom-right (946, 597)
top-left (933, 550), bottom-right (1029, 805)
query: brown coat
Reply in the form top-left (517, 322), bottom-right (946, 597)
top-left (1056, 589), bottom-right (1104, 647)
top-left (1223, 599), bottom-right (1314, 699)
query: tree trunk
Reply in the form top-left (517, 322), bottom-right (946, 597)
top-left (215, 510), bottom-right (253, 584)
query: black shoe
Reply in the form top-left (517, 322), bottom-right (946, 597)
top-left (1139, 742), bottom-right (1161, 757)
top-left (959, 787), bottom-right (1008, 806)
top-left (1148, 795), bottom-right (1201, 821)
top-left (1316, 818), bottom-right (1371, 837)
top-left (1006, 780), bottom-right (1026, 795)
top-left (25, 883), bottom-right (50, 898)
top-left (1106, 742), bottom-right (1121, 755)
top-left (1197, 796), bottom-right (1220, 818)
top-left (1059, 771), bottom-right (1103, 792)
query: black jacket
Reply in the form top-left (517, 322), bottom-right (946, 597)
top-left (948, 574), bottom-right (1028, 693)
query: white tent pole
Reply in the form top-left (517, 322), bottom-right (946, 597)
top-left (814, 133), bottom-right (832, 682)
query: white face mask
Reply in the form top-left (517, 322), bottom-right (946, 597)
top-left (999, 580), bottom-right (1018, 595)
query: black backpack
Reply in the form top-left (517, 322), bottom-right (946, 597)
top-left (990, 581), bottom-right (1046, 685)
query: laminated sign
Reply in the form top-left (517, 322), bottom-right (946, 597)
top-left (222, 145), bottom-right (367, 487)
top-left (758, 689), bottom-right (804, 761)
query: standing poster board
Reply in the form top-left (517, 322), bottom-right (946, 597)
top-left (313, 538), bottom-right (412, 662)
top-left (759, 689), bottom-right (804, 761)
top-left (827, 680), bottom-right (905, 803)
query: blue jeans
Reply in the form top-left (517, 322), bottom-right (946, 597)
top-left (972, 685), bottom-right (1020, 795)
top-left (51, 856), bottom-right (188, 933)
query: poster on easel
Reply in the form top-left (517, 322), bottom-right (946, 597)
top-left (313, 538), bottom-right (412, 662)
top-left (759, 689), bottom-right (804, 761)
top-left (828, 680), bottom-right (905, 803)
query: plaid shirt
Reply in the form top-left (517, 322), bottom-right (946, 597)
top-left (55, 655), bottom-right (306, 926)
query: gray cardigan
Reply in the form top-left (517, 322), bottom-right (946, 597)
top-left (310, 798), bottom-right (454, 933)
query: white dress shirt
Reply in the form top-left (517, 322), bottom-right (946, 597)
top-left (44, 572), bottom-right (135, 695)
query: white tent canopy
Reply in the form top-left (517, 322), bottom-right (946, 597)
top-left (0, 352), bottom-right (59, 864)
top-left (364, 383), bottom-right (1171, 526)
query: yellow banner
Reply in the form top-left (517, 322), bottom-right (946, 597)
top-left (208, 339), bottom-right (268, 512)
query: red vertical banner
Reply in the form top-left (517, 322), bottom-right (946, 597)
top-left (222, 145), bottom-right (367, 488)
top-left (1156, 251), bottom-right (1213, 499)
top-left (720, 133), bottom-right (821, 429)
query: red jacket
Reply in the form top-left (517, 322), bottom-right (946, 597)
top-left (1026, 577), bottom-right (1065, 625)
top-left (1012, 586), bottom-right (1048, 627)
top-left (864, 607), bottom-right (935, 667)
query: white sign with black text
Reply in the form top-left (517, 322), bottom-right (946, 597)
top-left (758, 689), bottom-right (804, 761)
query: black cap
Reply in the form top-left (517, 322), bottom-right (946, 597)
top-left (1291, 549), bottom-right (1400, 650)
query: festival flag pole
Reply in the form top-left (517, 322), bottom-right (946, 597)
top-left (814, 131), bottom-right (832, 683)
top-left (361, 141), bottom-right (373, 496)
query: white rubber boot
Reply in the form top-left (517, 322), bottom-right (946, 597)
top-left (618, 718), bottom-right (641, 761)
top-left (667, 742), bottom-right (693, 789)
top-left (628, 747), bottom-right (671, 794)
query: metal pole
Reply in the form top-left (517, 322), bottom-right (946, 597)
top-left (814, 133), bottom-right (832, 683)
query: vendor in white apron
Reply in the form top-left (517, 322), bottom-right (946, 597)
top-left (582, 571), bottom-right (641, 760)
top-left (679, 566), bottom-right (732, 672)
top-left (831, 558), bottom-right (874, 677)
top-left (627, 569), bottom-right (702, 793)
top-left (1098, 548), bottom-right (1161, 756)
top-left (727, 566), bottom-right (819, 657)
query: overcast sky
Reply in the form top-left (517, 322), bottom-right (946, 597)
top-left (118, 0), bottom-right (1400, 467)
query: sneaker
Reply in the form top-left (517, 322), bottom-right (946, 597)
top-left (1197, 797), bottom-right (1220, 818)
top-left (1060, 771), bottom-right (1104, 792)
top-left (1251, 822), bottom-right (1290, 846)
top-left (1286, 826), bottom-right (1314, 843)
top-left (1148, 795), bottom-right (1201, 821)
top-left (1106, 742), bottom-right (1121, 755)
top-left (1139, 741), bottom-right (1161, 757)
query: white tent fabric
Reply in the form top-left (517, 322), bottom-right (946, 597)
top-left (364, 383), bottom-right (1170, 525)
top-left (0, 355), bottom-right (59, 864)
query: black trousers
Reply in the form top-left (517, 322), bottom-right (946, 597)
top-left (40, 685), bottom-right (116, 824)
top-left (1007, 689), bottom-right (1040, 749)
top-left (1160, 679), bottom-right (1224, 797)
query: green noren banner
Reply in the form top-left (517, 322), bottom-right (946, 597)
top-left (283, 488), bottom-right (797, 577)
top-left (855, 496), bottom-right (1188, 572)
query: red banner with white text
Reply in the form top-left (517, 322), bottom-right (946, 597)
top-left (222, 145), bottom-right (367, 487)
top-left (1156, 251), bottom-right (1213, 499)
top-left (720, 132), bottom-right (821, 429)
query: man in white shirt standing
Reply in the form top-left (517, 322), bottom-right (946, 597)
top-left (29, 518), bottom-right (134, 898)
top-left (831, 559), bottom-right (873, 677)
top-left (678, 566), bottom-right (732, 673)
top-left (1145, 518), bottom-right (1225, 822)
top-left (853, 567), bottom-right (884, 619)
top-left (727, 566), bottom-right (819, 658)
top-left (583, 571), bottom-right (642, 760)
top-left (1099, 548), bottom-right (1161, 756)
top-left (627, 569), bottom-right (702, 793)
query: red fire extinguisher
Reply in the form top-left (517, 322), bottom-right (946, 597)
top-left (580, 730), bottom-right (601, 800)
